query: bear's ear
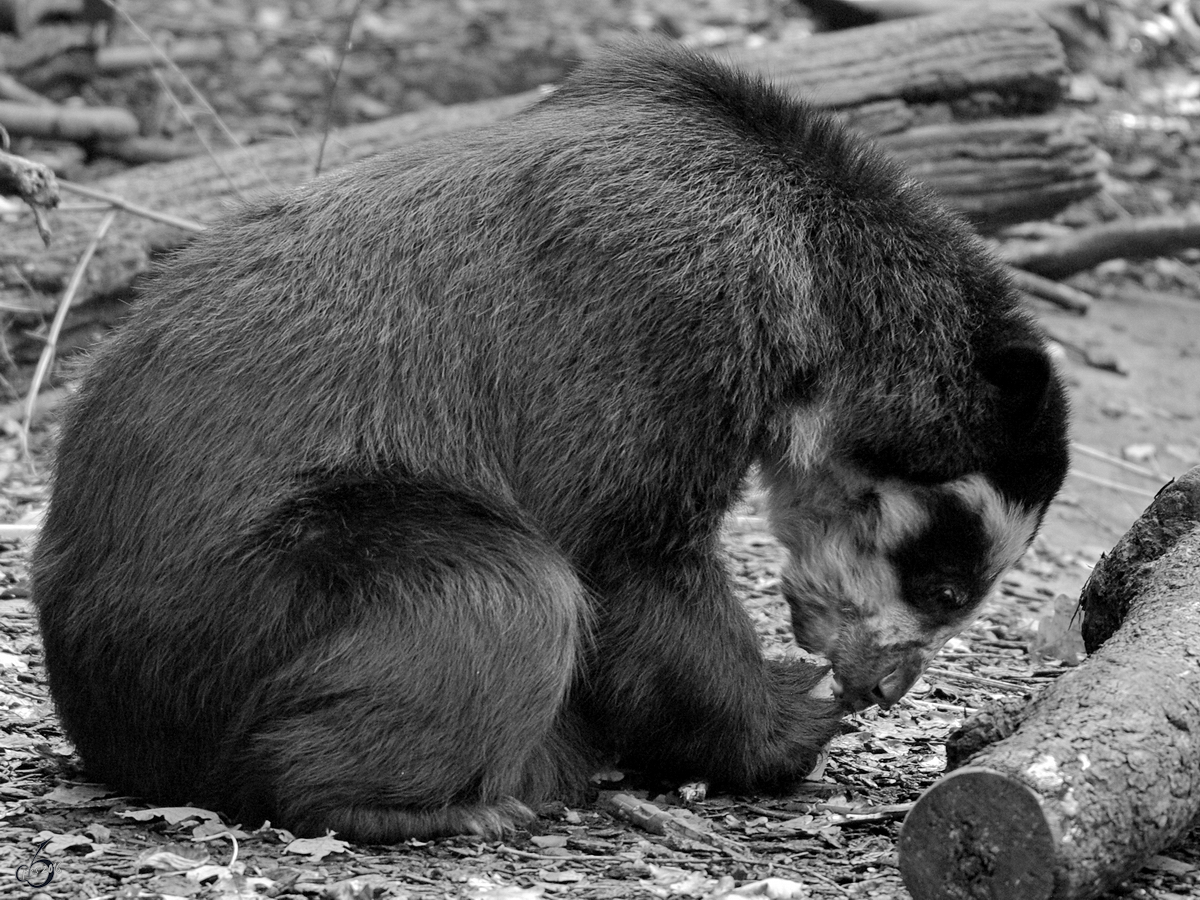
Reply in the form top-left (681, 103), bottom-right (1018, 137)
top-left (978, 342), bottom-right (1053, 434)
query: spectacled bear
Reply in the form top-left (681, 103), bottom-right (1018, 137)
top-left (33, 40), bottom-right (1069, 841)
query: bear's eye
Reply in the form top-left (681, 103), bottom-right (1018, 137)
top-left (930, 586), bottom-right (964, 608)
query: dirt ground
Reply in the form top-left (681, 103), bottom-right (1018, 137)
top-left (0, 2), bottom-right (1199, 899)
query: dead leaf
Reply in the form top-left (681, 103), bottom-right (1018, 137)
top-left (284, 833), bottom-right (351, 862)
top-left (120, 806), bottom-right (222, 825)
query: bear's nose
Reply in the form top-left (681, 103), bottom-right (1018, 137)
top-left (873, 664), bottom-right (922, 708)
top-left (831, 658), bottom-right (923, 711)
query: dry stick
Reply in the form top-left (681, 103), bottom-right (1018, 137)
top-left (96, 0), bottom-right (272, 190)
top-left (923, 666), bottom-right (1035, 693)
top-left (21, 208), bottom-right (118, 463)
top-left (57, 180), bottom-right (206, 233)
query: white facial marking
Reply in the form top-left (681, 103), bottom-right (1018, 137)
top-left (947, 474), bottom-right (1040, 582)
top-left (764, 458), bottom-right (1044, 709)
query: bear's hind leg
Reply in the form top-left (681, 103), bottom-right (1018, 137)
top-left (218, 477), bottom-right (592, 841)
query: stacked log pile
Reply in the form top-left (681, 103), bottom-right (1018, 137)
top-left (0, 6), bottom-right (1102, 362)
top-left (730, 9), bottom-right (1103, 230)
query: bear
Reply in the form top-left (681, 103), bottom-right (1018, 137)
top-left (32, 39), bottom-right (1069, 841)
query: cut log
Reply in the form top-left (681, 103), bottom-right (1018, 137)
top-left (0, 100), bottom-right (139, 141)
top-left (0, 7), bottom-right (1090, 350)
top-left (879, 116), bottom-right (1104, 230)
top-left (821, 0), bottom-right (1086, 22)
top-left (899, 466), bottom-right (1200, 900)
top-left (728, 7), bottom-right (1067, 109)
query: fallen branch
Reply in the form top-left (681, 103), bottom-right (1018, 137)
top-left (898, 466), bottom-right (1200, 900)
top-left (605, 793), bottom-right (751, 860)
top-left (0, 147), bottom-right (59, 206)
top-left (22, 207), bottom-right (117, 458)
top-left (1001, 213), bottom-right (1200, 279)
top-left (0, 146), bottom-right (59, 244)
top-left (58, 180), bottom-right (206, 234)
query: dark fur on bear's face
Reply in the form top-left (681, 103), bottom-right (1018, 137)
top-left (32, 41), bottom-right (1068, 842)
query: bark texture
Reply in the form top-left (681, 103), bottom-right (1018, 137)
top-left (1080, 467), bottom-right (1200, 652)
top-left (880, 116), bottom-right (1103, 230)
top-left (728, 7), bottom-right (1066, 109)
top-left (899, 467), bottom-right (1200, 900)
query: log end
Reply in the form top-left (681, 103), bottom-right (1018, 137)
top-left (898, 767), bottom-right (1057, 900)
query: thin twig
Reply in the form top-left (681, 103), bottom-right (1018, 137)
top-left (924, 666), bottom-right (1032, 693)
top-left (151, 67), bottom-right (243, 199)
top-left (1071, 442), bottom-right (1163, 479)
top-left (315, 0), bottom-right (367, 177)
top-left (21, 209), bottom-right (119, 465)
top-left (1066, 468), bottom-right (1160, 499)
top-left (97, 0), bottom-right (272, 189)
top-left (58, 181), bottom-right (206, 233)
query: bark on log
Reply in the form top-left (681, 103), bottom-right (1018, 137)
top-left (0, 7), bottom-right (1089, 340)
top-left (899, 466), bottom-right (1200, 900)
top-left (824, 0), bottom-right (1085, 21)
top-left (728, 7), bottom-right (1066, 109)
top-left (879, 116), bottom-right (1103, 230)
top-left (1080, 467), bottom-right (1200, 652)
